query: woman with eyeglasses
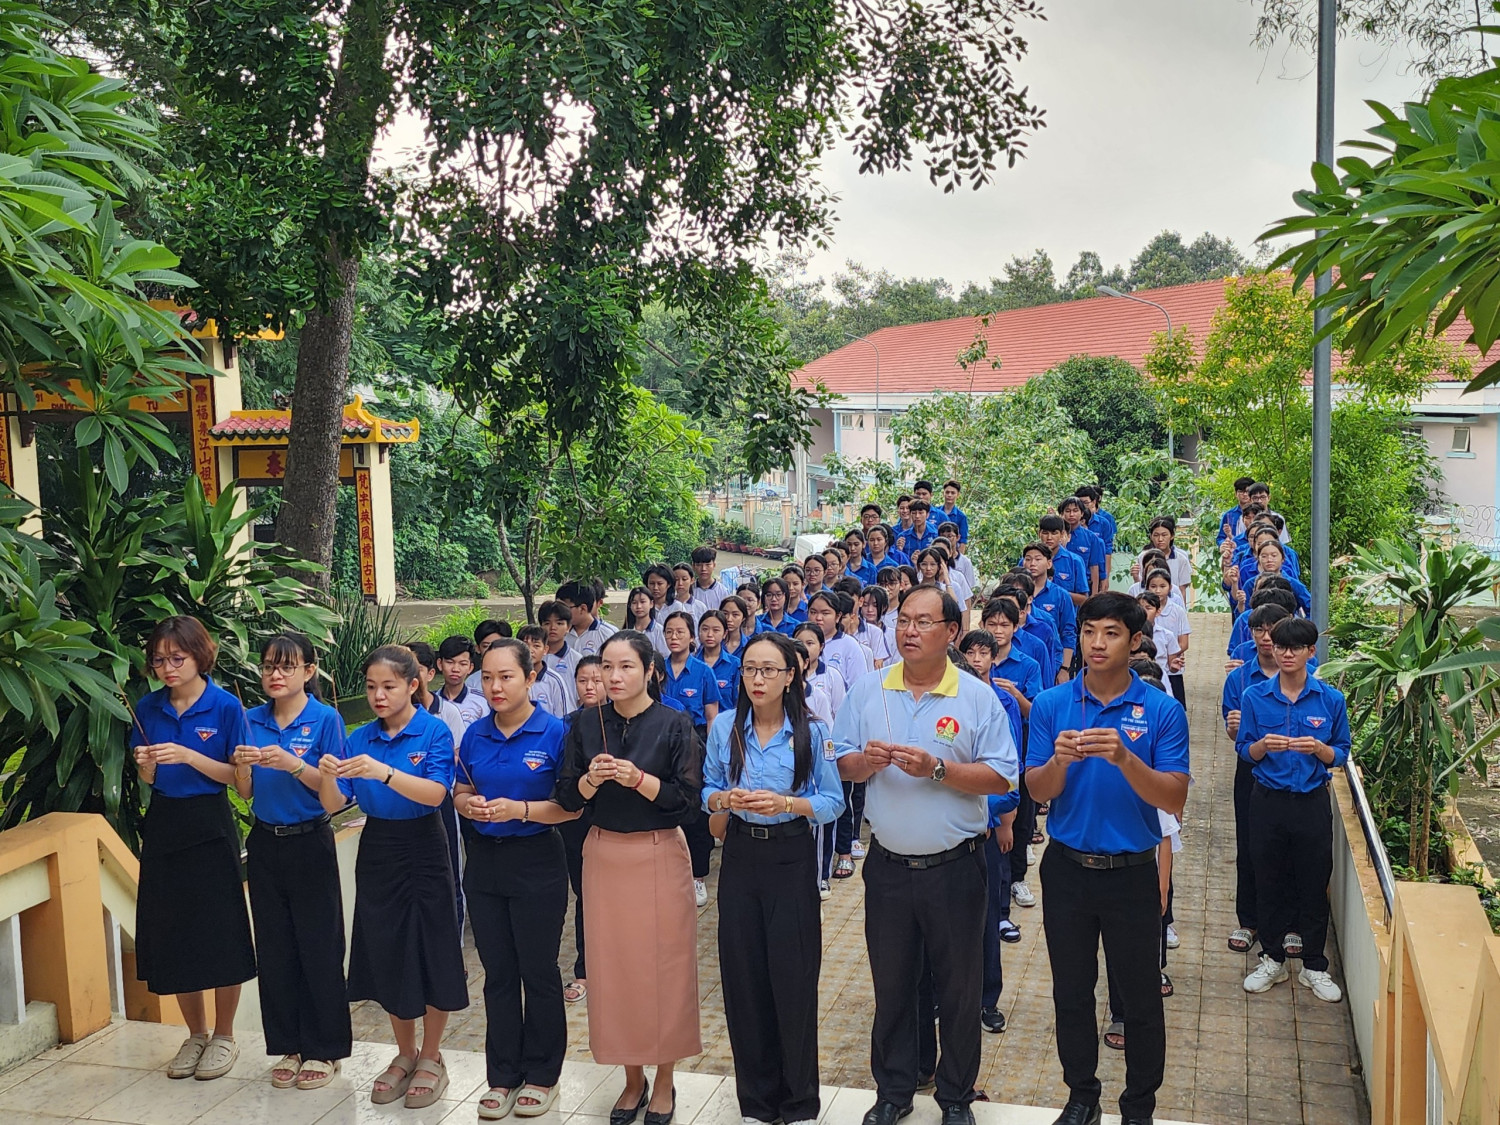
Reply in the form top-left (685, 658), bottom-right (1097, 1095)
top-left (702, 633), bottom-right (844, 1125)
top-left (232, 633), bottom-right (352, 1090)
top-left (131, 616), bottom-right (256, 1082)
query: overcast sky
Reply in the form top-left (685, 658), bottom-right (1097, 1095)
top-left (794, 0), bottom-right (1425, 290)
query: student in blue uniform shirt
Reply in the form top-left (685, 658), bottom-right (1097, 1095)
top-left (937, 480), bottom-right (970, 550)
top-left (989, 588), bottom-right (1056, 687)
top-left (1225, 583), bottom-right (1298, 656)
top-left (454, 639), bottom-right (581, 1119)
top-left (865, 524), bottom-right (906, 573)
top-left (977, 601), bottom-right (1043, 716)
top-left (1216, 477), bottom-right (1257, 546)
top-left (235, 633), bottom-right (352, 1090)
top-left (1026, 593), bottom-right (1189, 1125)
top-left (843, 530), bottom-right (878, 586)
top-left (703, 633), bottom-right (845, 1125)
top-left (781, 564), bottom-right (810, 621)
top-left (661, 610), bottom-right (721, 903)
top-left (1240, 542), bottom-right (1311, 615)
top-left (1058, 497), bottom-right (1106, 594)
top-left (1020, 549), bottom-right (1079, 677)
top-left (894, 499), bottom-right (938, 558)
top-left (695, 610), bottom-right (742, 711)
top-left (1075, 487), bottom-right (1116, 583)
top-left (756, 577), bottom-right (800, 636)
top-left (1237, 617), bottom-right (1350, 1005)
top-left (328, 644), bottom-right (468, 1109)
top-left (1037, 516), bottom-right (1091, 605)
top-left (130, 616), bottom-right (256, 1083)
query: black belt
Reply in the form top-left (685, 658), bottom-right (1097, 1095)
top-left (1054, 843), bottom-right (1157, 870)
top-left (870, 834), bottom-right (983, 870)
top-left (252, 814), bottom-right (330, 838)
top-left (1252, 782), bottom-right (1329, 799)
top-left (728, 816), bottom-right (810, 840)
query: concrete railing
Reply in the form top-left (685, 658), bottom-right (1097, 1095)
top-left (1331, 770), bottom-right (1500, 1123)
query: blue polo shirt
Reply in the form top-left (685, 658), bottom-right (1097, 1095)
top-left (1033, 581), bottom-right (1078, 651)
top-left (346, 706), bottom-right (455, 820)
top-left (663, 655), bottom-right (718, 726)
top-left (789, 598), bottom-right (809, 622)
top-left (1049, 547), bottom-right (1090, 597)
top-left (990, 648), bottom-right (1043, 702)
top-left (1236, 674), bottom-right (1350, 792)
top-left (1012, 627), bottom-right (1055, 683)
top-left (847, 558), bottom-right (877, 587)
top-left (989, 679), bottom-right (1024, 747)
top-left (1246, 572), bottom-right (1312, 614)
top-left (867, 548), bottom-right (910, 570)
top-left (1217, 505), bottom-right (1245, 544)
top-left (457, 706), bottom-right (566, 838)
top-left (132, 679), bottom-right (249, 799)
top-left (702, 713), bottom-right (845, 825)
top-left (937, 504), bottom-right (970, 544)
top-left (1027, 672), bottom-right (1190, 854)
top-left (894, 522), bottom-right (937, 558)
top-left (244, 696), bottom-right (348, 825)
top-left (1221, 659), bottom-right (1276, 724)
top-left (702, 651), bottom-right (741, 710)
top-left (755, 613), bottom-right (798, 637)
top-left (1068, 526), bottom-right (1106, 585)
top-left (1091, 509), bottom-right (1118, 554)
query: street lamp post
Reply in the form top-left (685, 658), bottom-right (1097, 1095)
top-left (1098, 285), bottom-right (1174, 459)
top-left (843, 332), bottom-right (883, 463)
top-left (1310, 0), bottom-right (1335, 657)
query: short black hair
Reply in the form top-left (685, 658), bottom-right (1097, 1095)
top-left (1077, 591), bottom-right (1147, 636)
top-left (1021, 540), bottom-right (1053, 559)
top-left (958, 629), bottom-right (997, 655)
top-left (556, 580), bottom-right (598, 609)
top-left (897, 493), bottom-right (913, 505)
top-left (1234, 475), bottom-right (1256, 492)
top-left (408, 640), bottom-right (438, 671)
top-left (898, 584), bottom-right (961, 626)
top-left (642, 563), bottom-right (673, 585)
top-left (1148, 516), bottom-right (1176, 535)
top-left (1057, 495), bottom-right (1083, 514)
top-left (944, 479), bottom-right (961, 491)
top-left (1270, 616), bottom-right (1319, 649)
top-left (860, 503), bottom-right (883, 516)
top-left (475, 619), bottom-right (510, 644)
top-left (575, 654), bottom-right (602, 675)
top-left (1135, 636), bottom-right (1158, 660)
top-left (781, 563), bottom-right (805, 579)
top-left (1247, 481), bottom-right (1271, 497)
top-left (1247, 604), bottom-right (1292, 630)
top-left (980, 599), bottom-right (1019, 626)
top-left (909, 499), bottom-right (931, 513)
top-left (835, 576), bottom-right (864, 598)
top-left (937, 521), bottom-right (960, 536)
top-left (437, 635), bottom-right (475, 662)
top-left (671, 562), bottom-right (693, 578)
top-left (1250, 588), bottom-right (1299, 615)
top-left (517, 624), bottom-right (545, 644)
top-left (1136, 590), bottom-right (1161, 609)
top-left (1038, 514), bottom-right (1066, 534)
top-left (690, 546), bottom-right (717, 565)
top-left (537, 599), bottom-right (571, 625)
top-left (1253, 574), bottom-right (1292, 593)
top-left (914, 479), bottom-right (935, 493)
top-left (1074, 484), bottom-right (1101, 502)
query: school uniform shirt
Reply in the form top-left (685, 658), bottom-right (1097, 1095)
top-left (1221, 659), bottom-right (1278, 724)
top-left (807, 664), bottom-right (845, 719)
top-left (832, 660), bottom-right (1019, 855)
top-left (1091, 509), bottom-right (1118, 555)
top-left (1019, 617), bottom-right (1060, 682)
top-left (244, 696), bottom-right (349, 825)
top-left (133, 679), bottom-right (250, 799)
top-left (1049, 546), bottom-right (1091, 597)
top-left (346, 706), bottom-right (456, 820)
top-left (542, 650), bottom-right (580, 711)
top-left (1217, 504), bottom-right (1244, 545)
top-left (1151, 622), bottom-right (1181, 680)
top-left (663, 655), bottom-right (718, 727)
top-left (989, 679), bottom-right (1024, 748)
top-left (807, 681), bottom-right (835, 724)
top-left (1026, 671), bottom-right (1190, 855)
top-left (690, 580), bottom-right (729, 611)
top-left (457, 706), bottom-right (566, 838)
top-left (1161, 547), bottom-right (1193, 593)
top-left (937, 504), bottom-right (970, 544)
top-left (702, 712), bottom-right (846, 825)
top-left (823, 631), bottom-right (871, 691)
top-left (1235, 674), bottom-right (1351, 792)
top-left (529, 663), bottom-right (572, 719)
top-left (701, 650), bottom-right (742, 711)
top-left (950, 553), bottom-right (977, 589)
top-left (440, 683), bottom-right (490, 730)
top-left (567, 615), bottom-right (619, 657)
top-left (788, 598), bottom-right (808, 623)
top-left (1128, 580), bottom-right (1187, 609)
top-left (945, 570), bottom-right (973, 607)
top-left (893, 522), bottom-right (937, 558)
top-left (854, 621), bottom-right (893, 666)
top-left (426, 693), bottom-right (465, 745)
top-left (1033, 581), bottom-right (1079, 651)
top-left (990, 647), bottom-right (1043, 702)
top-left (666, 597), bottom-right (705, 624)
top-left (646, 617), bottom-right (669, 657)
top-left (755, 612), bottom-right (798, 637)
top-left (1155, 599), bottom-right (1192, 645)
top-left (1011, 629), bottom-right (1054, 685)
top-left (881, 608), bottom-right (899, 654)
top-left (846, 558), bottom-right (877, 587)
top-left (866, 550), bottom-right (904, 575)
top-left (1068, 526), bottom-right (1106, 584)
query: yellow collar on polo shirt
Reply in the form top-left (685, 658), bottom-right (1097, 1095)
top-left (882, 659), bottom-right (960, 697)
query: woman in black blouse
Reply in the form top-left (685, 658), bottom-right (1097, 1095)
top-left (554, 631), bottom-right (702, 1125)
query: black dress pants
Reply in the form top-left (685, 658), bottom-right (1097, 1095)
top-left (1233, 757), bottom-right (1258, 931)
top-left (465, 829), bottom-right (570, 1089)
top-left (1039, 845), bottom-right (1165, 1121)
top-left (1249, 783), bottom-right (1334, 971)
top-left (684, 725), bottom-right (714, 878)
top-left (558, 809), bottom-right (593, 979)
top-left (863, 838), bottom-right (986, 1110)
top-left (1010, 771), bottom-right (1036, 883)
top-left (718, 821), bottom-right (822, 1123)
top-left (246, 821), bottom-right (352, 1061)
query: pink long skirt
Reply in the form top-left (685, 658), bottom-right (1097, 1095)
top-left (581, 826), bottom-right (703, 1064)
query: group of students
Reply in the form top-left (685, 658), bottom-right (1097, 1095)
top-left (121, 471), bottom-right (1349, 1125)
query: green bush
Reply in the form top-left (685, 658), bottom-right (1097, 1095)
top-left (396, 519), bottom-right (474, 598)
top-left (420, 604), bottom-right (520, 648)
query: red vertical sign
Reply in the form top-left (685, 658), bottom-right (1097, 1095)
top-left (189, 378), bottom-right (218, 501)
top-left (355, 467), bottom-right (377, 598)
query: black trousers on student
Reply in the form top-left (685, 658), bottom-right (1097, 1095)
top-left (1249, 783), bottom-right (1334, 972)
top-left (836, 781), bottom-right (868, 853)
top-left (1168, 672), bottom-right (1186, 707)
top-left (684, 725), bottom-right (714, 879)
top-left (718, 819), bottom-right (822, 1124)
top-left (246, 820), bottom-right (353, 1062)
top-left (440, 792), bottom-right (465, 932)
top-left (1010, 771), bottom-right (1037, 883)
top-left (557, 809), bottom-right (593, 980)
top-left (1039, 845), bottom-right (1165, 1121)
top-left (864, 837), bottom-right (986, 1110)
top-left (1233, 757), bottom-right (1258, 931)
top-left (464, 829), bottom-right (570, 1089)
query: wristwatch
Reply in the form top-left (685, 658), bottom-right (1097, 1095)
top-left (930, 760), bottom-right (947, 783)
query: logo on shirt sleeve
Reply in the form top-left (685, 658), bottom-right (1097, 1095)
top-left (935, 717), bottom-right (960, 743)
top-left (194, 726), bottom-right (217, 742)
top-left (823, 738), bottom-right (837, 761)
top-left (407, 751), bottom-right (427, 767)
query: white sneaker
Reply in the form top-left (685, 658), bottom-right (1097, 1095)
top-left (1165, 924), bottom-right (1180, 950)
top-left (694, 879), bottom-right (708, 907)
top-left (850, 840), bottom-right (866, 859)
top-left (1299, 968), bottom-right (1343, 1002)
top-left (1026, 845), bottom-right (1038, 866)
top-left (1244, 953), bottom-right (1290, 993)
top-left (818, 880), bottom-right (831, 901)
top-left (1011, 881), bottom-right (1036, 908)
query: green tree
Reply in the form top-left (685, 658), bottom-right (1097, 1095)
top-left (1128, 231), bottom-right (1247, 291)
top-left (1252, 0), bottom-right (1492, 85)
top-left (1033, 355), bottom-right (1166, 490)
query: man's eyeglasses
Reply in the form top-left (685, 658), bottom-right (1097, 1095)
top-left (895, 617), bottom-right (948, 633)
top-left (1273, 643), bottom-right (1313, 654)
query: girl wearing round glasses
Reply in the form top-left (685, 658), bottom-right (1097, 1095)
top-left (702, 633), bottom-right (844, 1125)
top-left (131, 616), bottom-right (256, 1082)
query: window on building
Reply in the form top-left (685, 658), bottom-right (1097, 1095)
top-left (838, 411), bottom-right (866, 430)
top-left (1452, 425), bottom-right (1472, 454)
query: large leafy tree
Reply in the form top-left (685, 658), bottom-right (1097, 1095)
top-left (1033, 355), bottom-right (1166, 490)
top-left (52, 0), bottom-right (1048, 584)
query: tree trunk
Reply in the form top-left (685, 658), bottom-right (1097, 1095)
top-left (273, 0), bottom-right (395, 580)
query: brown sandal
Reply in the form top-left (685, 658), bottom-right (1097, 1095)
top-left (371, 1054), bottom-right (415, 1105)
top-left (405, 1055), bottom-right (449, 1109)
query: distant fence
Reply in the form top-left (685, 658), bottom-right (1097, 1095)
top-left (1424, 505), bottom-right (1500, 556)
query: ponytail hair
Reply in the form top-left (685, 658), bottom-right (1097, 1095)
top-left (363, 644), bottom-right (423, 705)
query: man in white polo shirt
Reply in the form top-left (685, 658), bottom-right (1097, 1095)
top-left (833, 585), bottom-right (1018, 1125)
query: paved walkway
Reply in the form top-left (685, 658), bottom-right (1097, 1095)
top-left (368, 613), bottom-right (1360, 1122)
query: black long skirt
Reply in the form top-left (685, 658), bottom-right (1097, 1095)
top-left (347, 812), bottom-right (469, 1020)
top-left (135, 791), bottom-right (257, 996)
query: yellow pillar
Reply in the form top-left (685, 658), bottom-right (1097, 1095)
top-left (0, 397), bottom-right (40, 534)
top-left (367, 444), bottom-right (397, 606)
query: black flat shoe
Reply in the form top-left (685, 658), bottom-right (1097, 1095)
top-left (1050, 1103), bottom-right (1101, 1125)
top-left (860, 1100), bottom-right (914, 1125)
top-left (643, 1087), bottom-right (675, 1125)
top-left (940, 1104), bottom-right (975, 1125)
top-left (1121, 1117), bottom-right (1154, 1125)
top-left (610, 1080), bottom-right (649, 1125)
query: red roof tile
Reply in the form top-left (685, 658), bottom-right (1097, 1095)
top-left (794, 279), bottom-right (1232, 395)
top-left (209, 414), bottom-right (376, 438)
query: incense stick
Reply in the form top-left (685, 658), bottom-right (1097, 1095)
top-left (121, 693), bottom-right (148, 743)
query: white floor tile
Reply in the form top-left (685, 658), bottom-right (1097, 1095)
top-left (310, 1095), bottom-right (468, 1125)
top-left (0, 1058), bottom-right (53, 1095)
top-left (84, 1070), bottom-right (247, 1125)
top-left (0, 1061), bottom-right (145, 1118)
top-left (194, 1078), bottom-right (353, 1125)
top-left (67, 1023), bottom-right (199, 1071)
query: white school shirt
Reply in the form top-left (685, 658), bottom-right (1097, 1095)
top-left (808, 667), bottom-right (844, 720)
top-left (691, 581), bottom-right (729, 611)
top-left (1158, 808), bottom-right (1183, 855)
top-left (566, 617), bottom-right (618, 657)
top-left (440, 683), bottom-right (490, 731)
top-left (1155, 600), bottom-right (1192, 643)
top-left (951, 554), bottom-right (977, 589)
top-left (854, 621), bottom-right (893, 666)
top-left (823, 632), bottom-right (871, 691)
top-left (1128, 581), bottom-right (1186, 610)
top-left (666, 598), bottom-right (704, 623)
top-left (882, 609), bottom-right (899, 652)
top-left (1152, 623), bottom-right (1181, 681)
top-left (542, 650), bottom-right (579, 711)
top-left (529, 663), bottom-right (572, 718)
top-left (946, 570), bottom-right (973, 607)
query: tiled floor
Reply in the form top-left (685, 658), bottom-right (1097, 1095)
top-left (2, 613), bottom-right (1368, 1125)
top-left (0, 1019), bottom-right (1201, 1125)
